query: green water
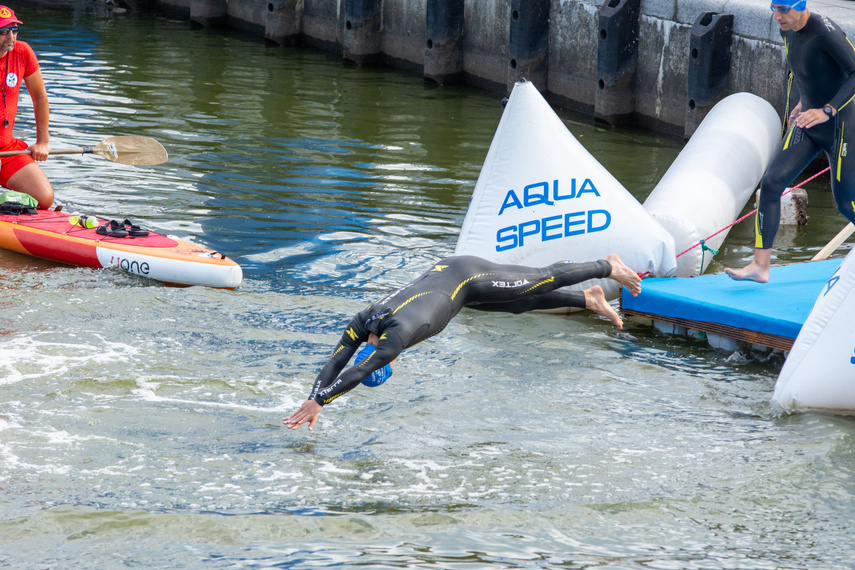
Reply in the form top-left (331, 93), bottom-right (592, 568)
top-left (1, 4), bottom-right (854, 569)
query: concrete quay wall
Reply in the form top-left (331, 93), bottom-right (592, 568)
top-left (95, 0), bottom-right (855, 136)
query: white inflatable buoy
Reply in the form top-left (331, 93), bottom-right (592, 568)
top-left (455, 80), bottom-right (677, 300)
top-left (643, 93), bottom-right (781, 276)
top-left (773, 250), bottom-right (855, 413)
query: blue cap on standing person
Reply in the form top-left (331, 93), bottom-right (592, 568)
top-left (354, 344), bottom-right (393, 387)
top-left (0, 6), bottom-right (22, 28)
top-left (771, 0), bottom-right (807, 12)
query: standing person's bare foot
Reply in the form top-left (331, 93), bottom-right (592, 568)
top-left (584, 285), bottom-right (623, 329)
top-left (725, 248), bottom-right (771, 283)
top-left (724, 263), bottom-right (770, 282)
top-left (606, 253), bottom-right (642, 296)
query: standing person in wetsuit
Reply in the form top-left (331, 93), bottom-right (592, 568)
top-left (283, 254), bottom-right (642, 431)
top-left (0, 5), bottom-right (53, 209)
top-left (727, 0), bottom-right (855, 283)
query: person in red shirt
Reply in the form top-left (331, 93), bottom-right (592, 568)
top-left (0, 5), bottom-right (52, 209)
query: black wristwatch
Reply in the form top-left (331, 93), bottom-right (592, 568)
top-left (824, 105), bottom-right (834, 117)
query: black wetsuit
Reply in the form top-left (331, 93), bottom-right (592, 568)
top-left (308, 255), bottom-right (612, 405)
top-left (758, 12), bottom-right (855, 248)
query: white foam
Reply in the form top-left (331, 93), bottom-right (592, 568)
top-left (131, 384), bottom-right (297, 413)
top-left (0, 333), bottom-right (141, 386)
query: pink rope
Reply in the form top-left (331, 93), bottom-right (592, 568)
top-left (674, 165), bottom-right (830, 259)
top-left (635, 165), bottom-right (831, 279)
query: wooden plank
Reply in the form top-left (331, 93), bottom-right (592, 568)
top-left (622, 309), bottom-right (794, 352)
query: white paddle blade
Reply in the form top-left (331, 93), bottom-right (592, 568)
top-left (93, 136), bottom-right (168, 165)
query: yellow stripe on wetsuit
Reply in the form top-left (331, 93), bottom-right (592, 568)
top-left (783, 122), bottom-right (797, 150)
top-left (838, 93), bottom-right (855, 112)
top-left (450, 272), bottom-right (491, 301)
top-left (392, 291), bottom-right (434, 314)
top-left (448, 272), bottom-right (558, 301)
top-left (521, 276), bottom-right (555, 295)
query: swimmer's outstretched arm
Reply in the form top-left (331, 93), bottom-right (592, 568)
top-left (283, 333), bottom-right (401, 431)
top-left (283, 317), bottom-right (364, 431)
top-left (283, 400), bottom-right (323, 431)
top-left (283, 344), bottom-right (350, 431)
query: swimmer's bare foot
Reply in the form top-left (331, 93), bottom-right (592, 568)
top-left (584, 285), bottom-right (623, 329)
top-left (606, 253), bottom-right (642, 296)
top-left (724, 249), bottom-right (771, 283)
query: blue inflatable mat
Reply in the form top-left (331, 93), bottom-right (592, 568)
top-left (621, 259), bottom-right (842, 340)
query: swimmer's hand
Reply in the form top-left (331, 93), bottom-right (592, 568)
top-left (283, 400), bottom-right (322, 431)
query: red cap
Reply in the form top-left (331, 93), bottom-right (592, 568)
top-left (0, 6), bottom-right (22, 28)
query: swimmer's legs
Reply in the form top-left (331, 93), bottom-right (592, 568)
top-left (468, 285), bottom-right (622, 329)
top-left (583, 285), bottom-right (622, 329)
top-left (470, 289), bottom-right (586, 314)
top-left (605, 254), bottom-right (641, 296)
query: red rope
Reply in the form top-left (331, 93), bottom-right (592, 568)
top-left (674, 165), bottom-right (830, 259)
top-left (635, 166), bottom-right (831, 279)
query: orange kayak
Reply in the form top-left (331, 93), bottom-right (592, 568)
top-left (0, 209), bottom-right (242, 288)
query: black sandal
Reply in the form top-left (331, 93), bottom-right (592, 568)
top-left (96, 220), bottom-right (129, 238)
top-left (121, 218), bottom-right (150, 237)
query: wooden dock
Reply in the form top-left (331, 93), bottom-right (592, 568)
top-left (621, 259), bottom-right (841, 352)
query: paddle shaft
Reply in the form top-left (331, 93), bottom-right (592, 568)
top-left (0, 147), bottom-right (95, 157)
top-left (812, 222), bottom-right (855, 261)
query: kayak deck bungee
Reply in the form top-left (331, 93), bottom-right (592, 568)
top-left (0, 209), bottom-right (242, 288)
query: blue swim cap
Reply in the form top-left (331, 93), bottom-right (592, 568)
top-left (355, 344), bottom-right (393, 387)
top-left (771, 0), bottom-right (807, 11)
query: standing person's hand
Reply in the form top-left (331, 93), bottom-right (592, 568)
top-left (788, 101), bottom-right (802, 127)
top-left (795, 107), bottom-right (832, 129)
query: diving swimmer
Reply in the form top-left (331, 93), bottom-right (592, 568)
top-left (283, 254), bottom-right (642, 431)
